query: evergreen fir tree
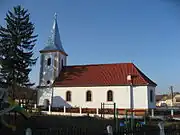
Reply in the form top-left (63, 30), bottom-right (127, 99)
top-left (0, 5), bottom-right (37, 98)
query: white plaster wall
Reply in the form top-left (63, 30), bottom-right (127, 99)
top-left (52, 85), bottom-right (152, 109)
top-left (58, 53), bottom-right (66, 71)
top-left (147, 86), bottom-right (156, 108)
top-left (39, 52), bottom-right (56, 86)
top-left (133, 86), bottom-right (148, 109)
top-left (39, 51), bottom-right (66, 87)
top-left (38, 51), bottom-right (67, 106)
top-left (37, 87), bottom-right (52, 106)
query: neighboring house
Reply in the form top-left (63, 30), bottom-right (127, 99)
top-left (37, 14), bottom-right (157, 110)
top-left (156, 94), bottom-right (167, 107)
top-left (174, 94), bottom-right (180, 106)
top-left (0, 86), bottom-right (37, 105)
top-left (156, 93), bottom-right (180, 107)
top-left (8, 86), bottom-right (37, 104)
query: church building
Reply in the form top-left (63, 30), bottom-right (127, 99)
top-left (37, 14), bottom-right (157, 110)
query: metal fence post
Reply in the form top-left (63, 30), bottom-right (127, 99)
top-left (107, 125), bottom-right (113, 135)
top-left (48, 105), bottom-right (51, 113)
top-left (96, 108), bottom-right (99, 115)
top-left (64, 106), bottom-right (66, 114)
top-left (151, 109), bottom-right (154, 117)
top-left (171, 109), bottom-right (174, 117)
top-left (34, 104), bottom-right (37, 109)
top-left (80, 107), bottom-right (82, 114)
top-left (158, 122), bottom-right (165, 135)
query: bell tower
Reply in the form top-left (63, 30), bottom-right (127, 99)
top-left (39, 13), bottom-right (68, 87)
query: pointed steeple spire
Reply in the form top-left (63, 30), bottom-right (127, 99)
top-left (40, 13), bottom-right (67, 55)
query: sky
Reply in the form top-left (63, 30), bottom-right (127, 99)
top-left (0, 0), bottom-right (180, 94)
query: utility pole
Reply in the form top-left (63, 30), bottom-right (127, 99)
top-left (170, 86), bottom-right (174, 107)
top-left (127, 74), bottom-right (137, 130)
top-left (170, 86), bottom-right (174, 116)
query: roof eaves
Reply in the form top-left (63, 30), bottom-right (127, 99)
top-left (133, 64), bottom-right (157, 86)
top-left (39, 49), bottom-right (68, 56)
top-left (53, 84), bottom-right (152, 88)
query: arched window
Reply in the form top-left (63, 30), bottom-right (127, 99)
top-left (86, 90), bottom-right (92, 102)
top-left (43, 99), bottom-right (50, 108)
top-left (107, 90), bottom-right (113, 101)
top-left (66, 91), bottom-right (71, 102)
top-left (47, 58), bottom-right (51, 66)
top-left (150, 90), bottom-right (154, 102)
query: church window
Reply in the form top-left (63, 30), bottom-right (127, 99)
top-left (66, 91), bottom-right (71, 102)
top-left (150, 90), bottom-right (154, 102)
top-left (107, 90), bottom-right (113, 101)
top-left (47, 80), bottom-right (50, 84)
top-left (86, 90), bottom-right (92, 102)
top-left (47, 58), bottom-right (51, 66)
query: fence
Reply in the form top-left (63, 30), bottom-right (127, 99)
top-left (20, 103), bottom-right (180, 119)
top-left (114, 127), bottom-right (180, 135)
top-left (25, 125), bottom-right (180, 135)
top-left (41, 106), bottom-right (148, 117)
top-left (26, 127), bottom-right (89, 135)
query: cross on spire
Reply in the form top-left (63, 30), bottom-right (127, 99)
top-left (54, 12), bottom-right (57, 21)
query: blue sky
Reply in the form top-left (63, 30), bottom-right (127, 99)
top-left (0, 0), bottom-right (180, 94)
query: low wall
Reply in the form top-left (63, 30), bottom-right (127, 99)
top-left (41, 111), bottom-right (144, 119)
top-left (49, 106), bottom-right (147, 116)
top-left (39, 106), bottom-right (147, 119)
top-left (24, 104), bottom-right (180, 118)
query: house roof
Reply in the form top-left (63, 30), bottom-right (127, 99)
top-left (156, 92), bottom-right (180, 102)
top-left (165, 92), bottom-right (180, 100)
top-left (8, 86), bottom-right (37, 101)
top-left (156, 95), bottom-right (166, 102)
top-left (53, 63), bottom-right (157, 87)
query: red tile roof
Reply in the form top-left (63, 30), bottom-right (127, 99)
top-left (53, 63), bottom-right (157, 87)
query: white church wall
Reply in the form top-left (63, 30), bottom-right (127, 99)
top-left (53, 86), bottom-right (129, 108)
top-left (56, 52), bottom-right (66, 77)
top-left (37, 87), bottom-right (52, 106)
top-left (133, 86), bottom-right (148, 109)
top-left (39, 52), bottom-right (55, 86)
top-left (114, 86), bottom-right (131, 109)
top-left (58, 53), bottom-right (66, 70)
top-left (52, 85), bottom-right (153, 109)
top-left (39, 51), bottom-right (66, 87)
top-left (62, 54), bottom-right (67, 66)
